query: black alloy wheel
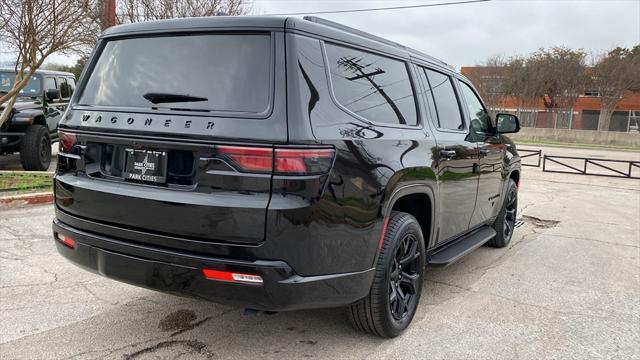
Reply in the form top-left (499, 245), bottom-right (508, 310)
top-left (503, 185), bottom-right (517, 241)
top-left (347, 211), bottom-right (426, 337)
top-left (389, 233), bottom-right (421, 320)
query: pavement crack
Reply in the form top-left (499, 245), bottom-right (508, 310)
top-left (122, 339), bottom-right (212, 360)
top-left (80, 283), bottom-right (119, 305)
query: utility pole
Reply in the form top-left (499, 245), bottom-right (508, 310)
top-left (337, 57), bottom-right (407, 125)
top-left (101, 0), bottom-right (116, 30)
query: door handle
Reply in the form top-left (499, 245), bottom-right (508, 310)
top-left (440, 150), bottom-right (456, 158)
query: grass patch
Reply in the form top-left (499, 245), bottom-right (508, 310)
top-left (0, 172), bottom-right (53, 194)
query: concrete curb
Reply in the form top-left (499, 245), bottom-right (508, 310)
top-left (0, 192), bottom-right (54, 208)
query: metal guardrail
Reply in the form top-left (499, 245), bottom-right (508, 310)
top-left (518, 149), bottom-right (542, 167)
top-left (542, 155), bottom-right (640, 179)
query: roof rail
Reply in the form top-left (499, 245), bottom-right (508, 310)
top-left (303, 16), bottom-right (454, 71)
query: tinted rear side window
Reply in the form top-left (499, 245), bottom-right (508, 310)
top-left (79, 34), bottom-right (272, 114)
top-left (325, 43), bottom-right (417, 126)
top-left (424, 68), bottom-right (464, 131)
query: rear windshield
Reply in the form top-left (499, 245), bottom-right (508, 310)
top-left (79, 34), bottom-right (272, 114)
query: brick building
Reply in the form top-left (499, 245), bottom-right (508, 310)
top-left (461, 66), bottom-right (640, 132)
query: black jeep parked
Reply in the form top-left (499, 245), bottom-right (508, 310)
top-left (52, 16), bottom-right (521, 337)
top-left (0, 69), bottom-right (76, 170)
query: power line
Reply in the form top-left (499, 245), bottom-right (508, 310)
top-left (265, 0), bottom-right (491, 16)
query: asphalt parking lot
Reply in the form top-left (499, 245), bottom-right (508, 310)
top-left (1, 145), bottom-right (639, 359)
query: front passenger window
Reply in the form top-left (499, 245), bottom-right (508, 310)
top-left (57, 77), bottom-right (70, 99)
top-left (459, 82), bottom-right (492, 138)
top-left (44, 77), bottom-right (56, 92)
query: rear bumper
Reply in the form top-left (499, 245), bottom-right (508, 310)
top-left (52, 218), bottom-right (374, 311)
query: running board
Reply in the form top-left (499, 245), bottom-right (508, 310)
top-left (428, 226), bottom-right (496, 267)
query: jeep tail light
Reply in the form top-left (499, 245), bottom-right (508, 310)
top-left (216, 146), bottom-right (273, 173)
top-left (202, 269), bottom-right (263, 285)
top-left (216, 145), bottom-right (335, 175)
top-left (59, 131), bottom-right (77, 153)
top-left (274, 148), bottom-right (334, 175)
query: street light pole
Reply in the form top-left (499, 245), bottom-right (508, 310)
top-left (101, 0), bottom-right (116, 30)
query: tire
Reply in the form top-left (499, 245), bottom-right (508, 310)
top-left (487, 179), bottom-right (518, 248)
top-left (347, 211), bottom-right (426, 338)
top-left (20, 125), bottom-right (51, 171)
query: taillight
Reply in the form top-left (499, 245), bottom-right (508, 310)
top-left (59, 131), bottom-right (77, 153)
top-left (217, 146), bottom-right (273, 173)
top-left (274, 148), bottom-right (334, 175)
top-left (216, 145), bottom-right (335, 175)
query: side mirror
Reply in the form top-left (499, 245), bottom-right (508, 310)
top-left (45, 88), bottom-right (60, 101)
top-left (496, 113), bottom-right (520, 134)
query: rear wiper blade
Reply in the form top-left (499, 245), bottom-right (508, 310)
top-left (143, 92), bottom-right (208, 104)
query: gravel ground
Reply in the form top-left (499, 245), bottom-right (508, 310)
top-left (1, 145), bottom-right (639, 359)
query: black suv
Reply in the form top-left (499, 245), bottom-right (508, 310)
top-left (1, 69), bottom-right (76, 170)
top-left (52, 16), bottom-right (521, 337)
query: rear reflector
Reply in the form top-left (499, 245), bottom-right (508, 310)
top-left (216, 145), bottom-right (335, 175)
top-left (378, 216), bottom-right (390, 251)
top-left (202, 269), bottom-right (263, 285)
top-left (56, 233), bottom-right (76, 248)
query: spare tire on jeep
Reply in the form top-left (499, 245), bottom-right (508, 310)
top-left (20, 124), bottom-right (51, 171)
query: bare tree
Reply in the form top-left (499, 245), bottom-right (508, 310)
top-left (0, 0), bottom-right (97, 125)
top-left (82, 0), bottom-right (251, 26)
top-left (524, 47), bottom-right (588, 128)
top-left (592, 45), bottom-right (640, 131)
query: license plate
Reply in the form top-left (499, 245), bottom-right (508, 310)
top-left (124, 149), bottom-right (167, 183)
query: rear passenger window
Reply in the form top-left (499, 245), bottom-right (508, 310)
top-left (325, 43), bottom-right (417, 126)
top-left (424, 69), bottom-right (464, 131)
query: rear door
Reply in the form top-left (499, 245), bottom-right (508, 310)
top-left (419, 67), bottom-right (479, 244)
top-left (56, 31), bottom-right (287, 245)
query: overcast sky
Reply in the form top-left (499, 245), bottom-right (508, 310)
top-left (42, 0), bottom-right (640, 69)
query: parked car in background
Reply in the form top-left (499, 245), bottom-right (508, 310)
top-left (52, 16), bottom-right (521, 337)
top-left (0, 69), bottom-right (76, 170)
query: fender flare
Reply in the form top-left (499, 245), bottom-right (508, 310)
top-left (13, 108), bottom-right (45, 125)
top-left (380, 183), bottom-right (437, 249)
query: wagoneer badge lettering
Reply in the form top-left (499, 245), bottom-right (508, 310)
top-left (77, 112), bottom-right (215, 131)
